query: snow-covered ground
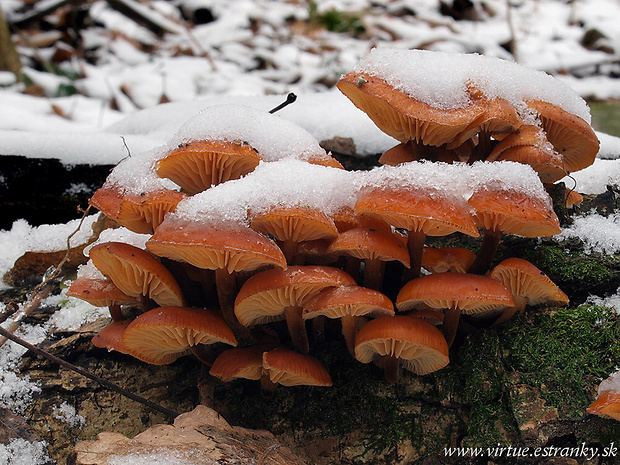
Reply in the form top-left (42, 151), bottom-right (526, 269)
top-left (2, 0), bottom-right (620, 462)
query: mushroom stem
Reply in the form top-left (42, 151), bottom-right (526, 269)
top-left (312, 316), bottom-right (325, 344)
top-left (383, 354), bottom-right (400, 384)
top-left (260, 371), bottom-right (278, 392)
top-left (406, 230), bottom-right (426, 280)
top-left (345, 257), bottom-right (362, 283)
top-left (341, 315), bottom-right (357, 356)
top-left (442, 304), bottom-right (461, 348)
top-left (108, 303), bottom-right (124, 321)
top-left (492, 295), bottom-right (528, 326)
top-left (189, 343), bottom-right (217, 366)
top-left (280, 240), bottom-right (297, 265)
top-left (284, 305), bottom-right (309, 354)
top-left (215, 269), bottom-right (253, 344)
top-left (363, 258), bottom-right (385, 291)
top-left (468, 228), bottom-right (502, 275)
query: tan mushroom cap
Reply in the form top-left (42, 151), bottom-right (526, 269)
top-left (421, 247), bottom-right (476, 274)
top-left (564, 188), bottom-right (584, 207)
top-left (526, 100), bottom-right (599, 174)
top-left (262, 348), bottom-right (332, 387)
top-left (305, 153), bottom-right (345, 170)
top-left (67, 277), bottom-right (139, 308)
top-left (488, 257), bottom-right (568, 308)
top-left (250, 206), bottom-right (339, 244)
top-left (331, 206), bottom-right (393, 233)
top-left (90, 185), bottom-right (186, 234)
top-left (146, 219), bottom-right (287, 274)
top-left (337, 72), bottom-right (486, 146)
top-left (355, 188), bottom-right (479, 238)
top-left (379, 141), bottom-right (461, 166)
top-left (587, 391), bottom-right (620, 421)
top-left (354, 315), bottom-right (449, 376)
top-left (156, 139), bottom-right (262, 195)
top-left (467, 186), bottom-right (561, 238)
top-left (89, 242), bottom-right (185, 307)
top-left (396, 272), bottom-right (514, 316)
top-left (209, 344), bottom-right (281, 382)
top-left (327, 227), bottom-right (410, 267)
top-left (122, 307), bottom-right (237, 365)
top-left (91, 320), bottom-right (131, 353)
top-left (234, 265), bottom-right (356, 326)
top-left (487, 125), bottom-right (567, 183)
top-left (448, 94), bottom-right (522, 149)
top-left (303, 285), bottom-right (394, 320)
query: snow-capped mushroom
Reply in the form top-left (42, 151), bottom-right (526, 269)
top-left (156, 139), bottom-right (262, 195)
top-left (355, 187), bottom-right (479, 279)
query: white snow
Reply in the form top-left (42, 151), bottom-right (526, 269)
top-left (52, 401), bottom-right (86, 428)
top-left (0, 0), bottom-right (620, 463)
top-left (351, 48), bottom-right (592, 121)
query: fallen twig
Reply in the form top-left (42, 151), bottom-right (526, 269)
top-left (0, 325), bottom-right (179, 419)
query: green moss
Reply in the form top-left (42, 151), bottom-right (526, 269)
top-left (308, 2), bottom-right (366, 37)
top-left (500, 305), bottom-right (620, 417)
top-left (523, 245), bottom-right (614, 283)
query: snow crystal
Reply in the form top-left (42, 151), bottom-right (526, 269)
top-left (46, 289), bottom-right (109, 331)
top-left (0, 438), bottom-right (50, 465)
top-left (0, 216), bottom-right (99, 289)
top-left (167, 104), bottom-right (327, 162)
top-left (557, 211), bottom-right (620, 255)
top-left (102, 146), bottom-right (181, 195)
top-left (597, 369), bottom-right (620, 394)
top-left (107, 448), bottom-right (208, 465)
top-left (587, 288), bottom-right (620, 315)
top-left (352, 48), bottom-right (592, 122)
top-left (53, 401), bottom-right (86, 428)
top-left (83, 226), bottom-right (151, 256)
top-left (564, 159), bottom-right (620, 195)
top-left (596, 133), bottom-right (620, 160)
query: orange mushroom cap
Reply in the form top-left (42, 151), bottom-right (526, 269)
top-left (88, 241), bottom-right (185, 307)
top-left (587, 372), bottom-right (620, 421)
top-left (396, 272), bottom-right (514, 316)
top-left (209, 344), bottom-right (281, 382)
top-left (146, 219), bottom-right (287, 274)
top-left (156, 139), bottom-right (262, 195)
top-left (91, 320), bottom-right (131, 354)
top-left (354, 315), bottom-right (449, 376)
top-left (250, 206), bottom-right (339, 244)
top-left (66, 277), bottom-right (139, 308)
top-left (327, 227), bottom-right (410, 267)
top-left (526, 100), bottom-right (599, 173)
top-left (90, 185), bottom-right (186, 235)
top-left (337, 72), bottom-right (486, 146)
top-left (467, 184), bottom-right (561, 238)
top-left (234, 265), bottom-right (356, 326)
top-left (302, 285), bottom-right (394, 320)
top-left (421, 247), bottom-right (476, 274)
top-left (355, 187), bottom-right (479, 238)
top-left (262, 348), bottom-right (332, 387)
top-left (122, 307), bottom-right (237, 365)
top-left (488, 257), bottom-right (568, 309)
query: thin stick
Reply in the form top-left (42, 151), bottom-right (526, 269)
top-left (0, 326), bottom-right (179, 419)
top-left (269, 93), bottom-right (297, 114)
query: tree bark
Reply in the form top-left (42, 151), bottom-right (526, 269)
top-left (0, 6), bottom-right (22, 77)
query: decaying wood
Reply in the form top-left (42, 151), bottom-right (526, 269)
top-left (74, 405), bottom-right (307, 464)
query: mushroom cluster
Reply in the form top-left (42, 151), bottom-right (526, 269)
top-left (70, 49), bottom-right (598, 388)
